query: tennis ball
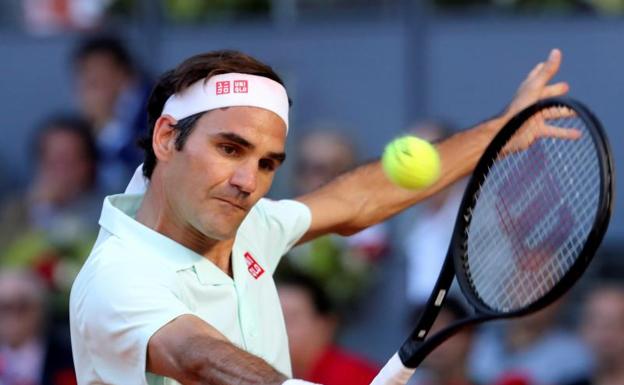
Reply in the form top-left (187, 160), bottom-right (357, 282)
top-left (381, 136), bottom-right (440, 189)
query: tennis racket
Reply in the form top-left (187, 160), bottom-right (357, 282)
top-left (372, 97), bottom-right (614, 385)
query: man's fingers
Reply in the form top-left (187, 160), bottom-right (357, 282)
top-left (528, 62), bottom-right (544, 80)
top-left (541, 105), bottom-right (577, 120)
top-left (534, 49), bottom-right (562, 86)
top-left (540, 82), bottom-right (570, 99)
top-left (542, 125), bottom-right (582, 140)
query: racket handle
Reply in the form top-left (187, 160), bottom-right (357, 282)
top-left (370, 353), bottom-right (415, 385)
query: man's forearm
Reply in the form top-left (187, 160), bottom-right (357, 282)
top-left (353, 117), bottom-right (501, 227)
top-left (174, 335), bottom-right (288, 385)
top-left (299, 50), bottom-right (567, 242)
top-left (299, 116), bottom-right (503, 239)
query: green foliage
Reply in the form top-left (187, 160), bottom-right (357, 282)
top-left (282, 235), bottom-right (375, 311)
top-left (433, 0), bottom-right (624, 13)
top-left (163, 0), bottom-right (271, 22)
top-left (1, 230), bottom-right (96, 320)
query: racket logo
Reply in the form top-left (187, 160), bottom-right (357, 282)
top-left (244, 252), bottom-right (265, 279)
top-left (495, 144), bottom-right (575, 271)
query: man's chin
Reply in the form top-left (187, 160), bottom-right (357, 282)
top-left (205, 219), bottom-right (247, 240)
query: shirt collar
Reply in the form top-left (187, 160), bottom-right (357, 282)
top-left (99, 193), bottom-right (204, 272)
top-left (99, 193), bottom-right (255, 286)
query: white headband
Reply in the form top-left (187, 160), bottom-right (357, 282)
top-left (161, 72), bottom-right (289, 131)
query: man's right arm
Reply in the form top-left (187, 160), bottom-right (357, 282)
top-left (147, 314), bottom-right (288, 385)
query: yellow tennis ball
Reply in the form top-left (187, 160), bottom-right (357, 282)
top-left (381, 136), bottom-right (440, 189)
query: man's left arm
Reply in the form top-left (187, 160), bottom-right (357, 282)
top-left (296, 49), bottom-right (571, 244)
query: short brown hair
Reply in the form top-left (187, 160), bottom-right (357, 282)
top-left (139, 50), bottom-right (289, 178)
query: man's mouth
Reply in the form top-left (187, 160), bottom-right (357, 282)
top-left (214, 197), bottom-right (247, 211)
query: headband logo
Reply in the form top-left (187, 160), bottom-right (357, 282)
top-left (234, 80), bottom-right (248, 93)
top-left (216, 81), bottom-right (231, 95)
top-left (215, 80), bottom-right (249, 95)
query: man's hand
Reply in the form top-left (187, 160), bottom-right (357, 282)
top-left (501, 49), bottom-right (581, 154)
top-left (504, 49), bottom-right (569, 119)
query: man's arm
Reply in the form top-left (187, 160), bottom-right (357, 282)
top-left (296, 49), bottom-right (571, 243)
top-left (147, 314), bottom-right (288, 385)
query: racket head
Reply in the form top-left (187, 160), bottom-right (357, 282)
top-left (452, 97), bottom-right (614, 317)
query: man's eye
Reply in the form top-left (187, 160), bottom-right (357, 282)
top-left (259, 159), bottom-right (276, 171)
top-left (220, 144), bottom-right (239, 156)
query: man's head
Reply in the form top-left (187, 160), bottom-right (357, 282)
top-left (139, 50), bottom-right (290, 240)
top-left (73, 35), bottom-right (136, 130)
top-left (277, 272), bottom-right (336, 376)
top-left (580, 283), bottom-right (624, 371)
top-left (294, 130), bottom-right (356, 195)
top-left (0, 270), bottom-right (47, 348)
top-left (32, 114), bottom-right (98, 206)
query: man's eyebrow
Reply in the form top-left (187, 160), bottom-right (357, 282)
top-left (216, 132), bottom-right (286, 164)
top-left (216, 132), bottom-right (254, 149)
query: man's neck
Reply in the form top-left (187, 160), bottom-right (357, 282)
top-left (136, 183), bottom-right (235, 276)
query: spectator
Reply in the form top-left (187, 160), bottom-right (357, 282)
top-left (0, 114), bottom-right (103, 318)
top-left (277, 270), bottom-right (379, 385)
top-left (409, 297), bottom-right (477, 385)
top-left (567, 283), bottom-right (624, 385)
top-left (287, 129), bottom-right (389, 307)
top-left (0, 269), bottom-right (76, 385)
top-left (293, 129), bottom-right (356, 196)
top-left (469, 300), bottom-right (593, 385)
top-left (72, 34), bottom-right (151, 191)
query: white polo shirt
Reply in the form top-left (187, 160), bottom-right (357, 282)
top-left (69, 193), bottom-right (311, 385)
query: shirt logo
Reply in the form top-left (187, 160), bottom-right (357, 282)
top-left (244, 252), bottom-right (265, 279)
top-left (216, 81), bottom-right (230, 95)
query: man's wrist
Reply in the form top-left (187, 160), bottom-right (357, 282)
top-left (483, 113), bottom-right (508, 137)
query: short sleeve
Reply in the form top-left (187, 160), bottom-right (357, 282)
top-left (70, 238), bottom-right (193, 384)
top-left (238, 199), bottom-right (312, 272)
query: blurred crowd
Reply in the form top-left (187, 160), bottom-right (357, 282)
top-left (0, 32), bottom-right (622, 385)
top-left (8, 0), bottom-right (624, 34)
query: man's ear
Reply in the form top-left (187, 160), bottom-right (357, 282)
top-left (152, 115), bottom-right (178, 162)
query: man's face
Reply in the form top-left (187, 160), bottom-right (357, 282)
top-left (75, 53), bottom-right (129, 126)
top-left (162, 106), bottom-right (286, 241)
top-left (0, 276), bottom-right (43, 348)
top-left (278, 284), bottom-right (334, 373)
top-left (38, 128), bottom-right (94, 205)
top-left (295, 133), bottom-right (354, 195)
top-left (581, 288), bottom-right (624, 367)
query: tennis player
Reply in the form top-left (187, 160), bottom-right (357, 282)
top-left (69, 49), bottom-right (574, 385)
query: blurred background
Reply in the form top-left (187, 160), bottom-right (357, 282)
top-left (0, 1), bottom-right (622, 384)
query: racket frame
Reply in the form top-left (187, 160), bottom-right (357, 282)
top-left (399, 97), bottom-right (614, 369)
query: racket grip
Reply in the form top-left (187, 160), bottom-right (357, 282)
top-left (370, 353), bottom-right (415, 385)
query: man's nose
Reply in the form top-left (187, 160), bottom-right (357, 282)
top-left (230, 161), bottom-right (258, 194)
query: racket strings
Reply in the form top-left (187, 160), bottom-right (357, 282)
top-left (464, 105), bottom-right (600, 312)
